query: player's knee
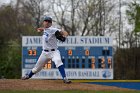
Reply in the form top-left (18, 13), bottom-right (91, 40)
top-left (32, 67), bottom-right (38, 73)
top-left (55, 60), bottom-right (63, 68)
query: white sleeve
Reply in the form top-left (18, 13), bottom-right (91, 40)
top-left (52, 28), bottom-right (61, 34)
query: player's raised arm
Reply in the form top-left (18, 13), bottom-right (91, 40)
top-left (37, 27), bottom-right (44, 32)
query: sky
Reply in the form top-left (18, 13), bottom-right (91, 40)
top-left (0, 0), bottom-right (11, 5)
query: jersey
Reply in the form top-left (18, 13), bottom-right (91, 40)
top-left (42, 26), bottom-right (60, 50)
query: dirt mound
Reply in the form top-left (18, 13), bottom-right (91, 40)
top-left (0, 79), bottom-right (133, 91)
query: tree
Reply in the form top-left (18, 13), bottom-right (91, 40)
top-left (126, 0), bottom-right (140, 33)
top-left (50, 0), bottom-right (118, 36)
top-left (0, 40), bottom-right (21, 78)
top-left (0, 2), bottom-right (42, 78)
top-left (0, 5), bottom-right (19, 45)
top-left (124, 0), bottom-right (140, 48)
top-left (21, 0), bottom-right (46, 28)
top-left (50, 0), bottom-right (80, 35)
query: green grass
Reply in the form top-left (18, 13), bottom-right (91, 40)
top-left (0, 90), bottom-right (140, 93)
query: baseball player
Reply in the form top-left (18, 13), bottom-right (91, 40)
top-left (22, 16), bottom-right (71, 84)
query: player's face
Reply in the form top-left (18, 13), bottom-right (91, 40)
top-left (43, 21), bottom-right (52, 28)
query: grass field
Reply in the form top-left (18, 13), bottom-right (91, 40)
top-left (0, 90), bottom-right (140, 93)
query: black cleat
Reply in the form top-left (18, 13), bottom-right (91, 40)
top-left (21, 74), bottom-right (30, 80)
top-left (63, 77), bottom-right (72, 84)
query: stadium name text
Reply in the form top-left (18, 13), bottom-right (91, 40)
top-left (22, 36), bottom-right (112, 46)
top-left (58, 37), bottom-right (112, 46)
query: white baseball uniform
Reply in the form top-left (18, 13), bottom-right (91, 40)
top-left (32, 27), bottom-right (63, 73)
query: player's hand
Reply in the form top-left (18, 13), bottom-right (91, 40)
top-left (60, 27), bottom-right (68, 37)
top-left (37, 28), bottom-right (44, 32)
top-left (61, 31), bottom-right (68, 37)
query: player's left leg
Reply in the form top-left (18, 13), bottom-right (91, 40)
top-left (52, 50), bottom-right (71, 84)
top-left (22, 51), bottom-right (48, 80)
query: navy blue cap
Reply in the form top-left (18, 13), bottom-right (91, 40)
top-left (44, 16), bottom-right (52, 23)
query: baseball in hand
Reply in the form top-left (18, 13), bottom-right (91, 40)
top-left (37, 28), bottom-right (44, 32)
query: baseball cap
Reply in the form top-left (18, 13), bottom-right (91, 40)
top-left (44, 16), bottom-right (52, 23)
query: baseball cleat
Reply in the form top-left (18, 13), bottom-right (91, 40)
top-left (63, 78), bottom-right (72, 84)
top-left (21, 74), bottom-right (30, 80)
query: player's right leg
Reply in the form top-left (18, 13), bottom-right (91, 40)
top-left (52, 50), bottom-right (71, 84)
top-left (22, 51), bottom-right (48, 80)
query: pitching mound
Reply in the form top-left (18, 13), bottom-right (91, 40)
top-left (0, 79), bottom-right (134, 91)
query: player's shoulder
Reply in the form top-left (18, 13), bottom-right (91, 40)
top-left (50, 27), bottom-right (60, 32)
